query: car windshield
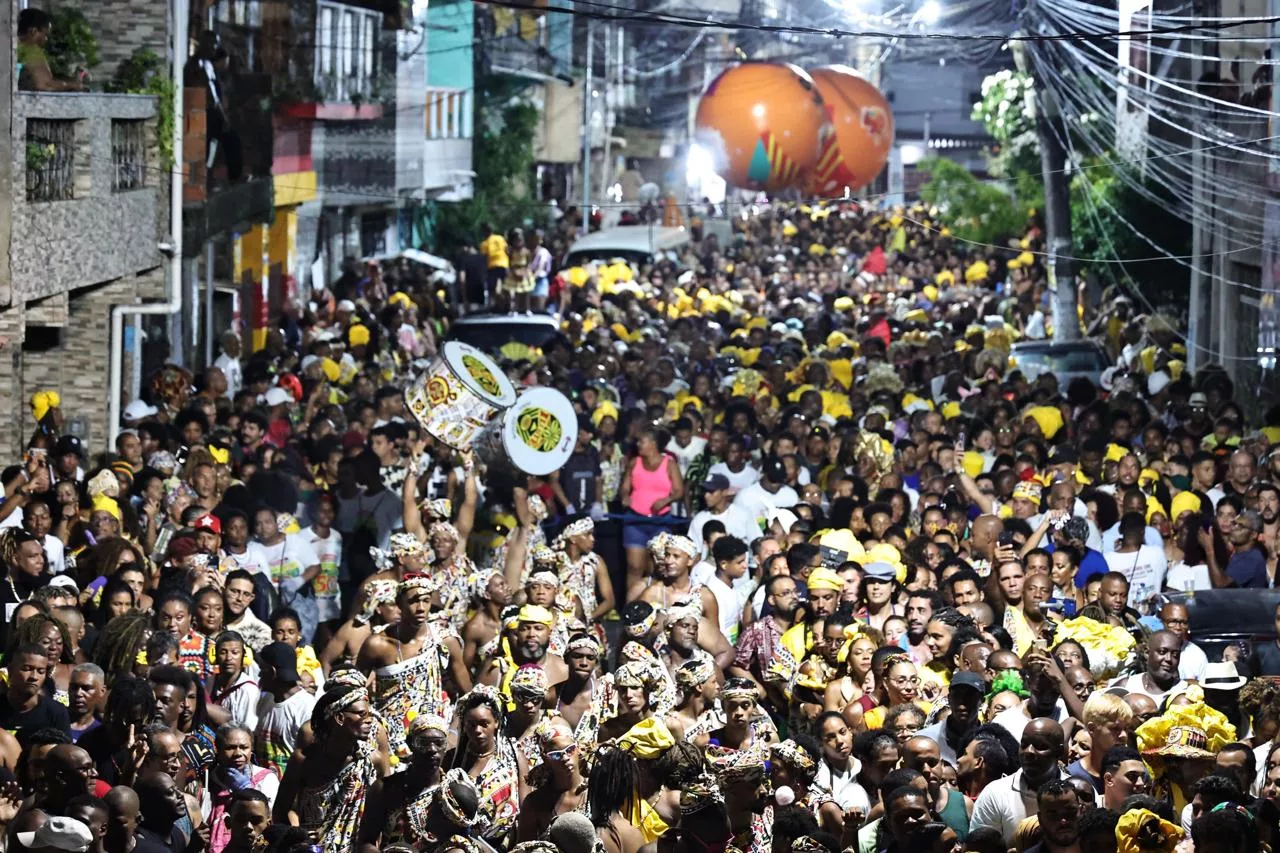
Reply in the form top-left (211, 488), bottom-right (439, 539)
top-left (1012, 345), bottom-right (1108, 376)
top-left (449, 321), bottom-right (558, 356)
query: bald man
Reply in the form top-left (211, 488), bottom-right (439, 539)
top-left (36, 745), bottom-right (96, 815)
top-left (971, 717), bottom-right (1067, 846)
top-left (1108, 630), bottom-right (1187, 704)
top-left (969, 515), bottom-right (1003, 570)
top-left (1158, 601), bottom-right (1207, 682)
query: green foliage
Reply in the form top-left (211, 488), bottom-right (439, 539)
top-left (917, 156), bottom-right (1030, 246)
top-left (44, 7), bottom-right (99, 78)
top-left (108, 50), bottom-right (177, 171)
top-left (1069, 160), bottom-right (1191, 310)
top-left (431, 73), bottom-right (545, 252)
top-left (25, 142), bottom-right (54, 172)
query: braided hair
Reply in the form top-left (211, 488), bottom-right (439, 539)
top-left (586, 744), bottom-right (639, 830)
top-left (93, 610), bottom-right (150, 683)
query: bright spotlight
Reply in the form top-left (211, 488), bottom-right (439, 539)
top-left (919, 0), bottom-right (941, 24)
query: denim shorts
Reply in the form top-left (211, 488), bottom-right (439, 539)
top-left (623, 520), bottom-right (666, 549)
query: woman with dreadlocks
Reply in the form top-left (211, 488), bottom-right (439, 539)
top-left (587, 743), bottom-right (646, 853)
top-left (274, 683), bottom-right (386, 853)
top-left (444, 684), bottom-right (527, 849)
top-left (93, 609), bottom-right (152, 684)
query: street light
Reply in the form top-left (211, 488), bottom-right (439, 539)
top-left (918, 0), bottom-right (941, 25)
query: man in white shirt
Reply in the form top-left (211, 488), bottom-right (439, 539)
top-left (971, 718), bottom-right (1068, 847)
top-left (665, 418), bottom-right (706, 476)
top-left (1103, 513), bottom-right (1168, 610)
top-left (733, 457), bottom-right (798, 531)
top-left (1158, 601), bottom-right (1207, 682)
top-left (688, 474), bottom-right (759, 548)
top-left (707, 436), bottom-right (759, 494)
top-left (1108, 630), bottom-right (1187, 704)
top-left (213, 331), bottom-right (243, 400)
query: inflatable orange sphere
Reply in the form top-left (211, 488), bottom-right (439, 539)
top-left (694, 63), bottom-right (829, 192)
top-left (806, 66), bottom-right (894, 196)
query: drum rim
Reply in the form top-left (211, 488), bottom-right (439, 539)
top-left (439, 341), bottom-right (518, 407)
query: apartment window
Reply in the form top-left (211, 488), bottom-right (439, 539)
top-left (427, 89), bottom-right (471, 140)
top-left (25, 119), bottom-right (76, 202)
top-left (111, 119), bottom-right (147, 192)
top-left (316, 1), bottom-right (381, 102)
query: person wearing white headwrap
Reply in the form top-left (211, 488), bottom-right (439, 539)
top-left (460, 568), bottom-right (515, 672)
top-left (555, 517), bottom-right (616, 623)
top-left (637, 533), bottom-right (734, 672)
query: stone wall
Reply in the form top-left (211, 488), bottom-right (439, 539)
top-left (47, 0), bottom-right (169, 80)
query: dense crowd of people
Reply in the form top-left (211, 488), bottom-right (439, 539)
top-left (2, 199), bottom-right (1280, 853)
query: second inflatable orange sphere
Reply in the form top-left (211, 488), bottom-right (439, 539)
top-left (806, 65), bottom-right (895, 196)
top-left (694, 62), bottom-right (830, 192)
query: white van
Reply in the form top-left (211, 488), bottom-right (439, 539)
top-left (562, 225), bottom-right (690, 269)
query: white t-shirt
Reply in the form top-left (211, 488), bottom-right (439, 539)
top-left (665, 436), bottom-right (706, 475)
top-left (1179, 641), bottom-right (1208, 682)
top-left (1101, 524), bottom-right (1165, 553)
top-left (222, 542), bottom-right (274, 577)
top-left (1108, 673), bottom-right (1188, 705)
top-left (301, 527), bottom-right (343, 622)
top-left (255, 689), bottom-right (317, 776)
top-left (1104, 545), bottom-right (1168, 610)
top-left (258, 535), bottom-right (320, 594)
top-left (42, 534), bottom-right (65, 575)
top-left (1165, 561), bottom-right (1211, 592)
top-left (707, 462), bottom-right (760, 493)
top-left (687, 505), bottom-right (760, 550)
top-left (733, 482), bottom-right (799, 529)
top-left (704, 574), bottom-right (746, 645)
top-left (214, 353), bottom-right (243, 399)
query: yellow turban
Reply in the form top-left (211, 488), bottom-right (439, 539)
top-left (1105, 443), bottom-right (1128, 464)
top-left (942, 401), bottom-right (961, 420)
top-left (1138, 468), bottom-right (1161, 488)
top-left (1115, 809), bottom-right (1183, 853)
top-left (813, 528), bottom-right (865, 561)
top-left (935, 270), bottom-right (955, 287)
top-left (806, 567), bottom-right (845, 592)
top-left (207, 445), bottom-right (230, 466)
top-left (964, 260), bottom-right (989, 283)
top-left (30, 390), bottom-right (61, 422)
top-left (1167, 359), bottom-right (1185, 381)
top-left (348, 324), bottom-right (370, 347)
top-left (962, 450), bottom-right (986, 479)
top-left (1017, 251), bottom-right (1035, 267)
top-left (923, 284), bottom-right (939, 302)
top-left (826, 331), bottom-right (851, 349)
top-left (746, 317), bottom-right (769, 331)
top-left (319, 357), bottom-right (341, 383)
top-left (833, 296), bottom-right (855, 312)
top-left (592, 401), bottom-right (619, 427)
top-left (617, 717), bottom-right (675, 759)
top-left (91, 494), bottom-right (121, 521)
top-left (516, 605), bottom-right (555, 626)
top-left (388, 291), bottom-right (413, 309)
top-left (1145, 495), bottom-right (1167, 524)
top-left (1170, 491), bottom-right (1201, 520)
top-left (1023, 405), bottom-right (1064, 440)
top-left (828, 359), bottom-right (853, 390)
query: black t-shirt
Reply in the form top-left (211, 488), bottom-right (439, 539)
top-left (77, 724), bottom-right (127, 785)
top-left (1251, 641), bottom-right (1280, 677)
top-left (136, 826), bottom-right (182, 853)
top-left (559, 448), bottom-right (601, 510)
top-left (0, 691), bottom-right (70, 735)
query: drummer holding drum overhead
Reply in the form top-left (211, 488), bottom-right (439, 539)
top-left (618, 427), bottom-right (685, 601)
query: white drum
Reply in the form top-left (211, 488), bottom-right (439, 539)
top-left (474, 387), bottom-right (577, 477)
top-left (406, 341), bottom-right (517, 450)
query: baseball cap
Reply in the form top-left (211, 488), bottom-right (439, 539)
top-left (258, 642), bottom-right (300, 683)
top-left (192, 514), bottom-right (222, 535)
top-left (1188, 392), bottom-right (1209, 409)
top-left (122, 399), bottom-right (159, 422)
top-left (702, 473), bottom-right (731, 492)
top-left (263, 387), bottom-right (291, 408)
top-left (863, 561), bottom-right (897, 582)
top-left (950, 672), bottom-right (986, 694)
top-left (54, 435), bottom-right (85, 458)
top-left (17, 816), bottom-right (93, 852)
top-left (761, 457), bottom-right (787, 484)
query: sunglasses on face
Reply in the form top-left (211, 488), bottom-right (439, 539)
top-left (545, 743), bottom-right (579, 762)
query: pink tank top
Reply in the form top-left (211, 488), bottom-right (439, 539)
top-left (629, 454), bottom-right (674, 516)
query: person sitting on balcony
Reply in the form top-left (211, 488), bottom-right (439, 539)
top-left (17, 8), bottom-right (86, 93)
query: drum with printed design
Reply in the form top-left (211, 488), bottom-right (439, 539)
top-left (473, 387), bottom-right (576, 477)
top-left (406, 341), bottom-right (517, 449)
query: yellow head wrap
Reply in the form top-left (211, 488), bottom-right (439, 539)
top-left (1105, 443), bottom-right (1128, 464)
top-left (91, 494), bottom-right (121, 521)
top-left (923, 284), bottom-right (939, 302)
top-left (592, 401), bottom-right (619, 427)
top-left (962, 451), bottom-right (986, 479)
top-left (320, 357), bottom-right (341, 383)
top-left (207, 445), bottom-right (230, 466)
top-left (616, 717), bottom-right (676, 759)
top-left (941, 401), bottom-right (961, 420)
top-left (1115, 809), bottom-right (1183, 853)
top-left (348, 324), bottom-right (370, 347)
top-left (1145, 495), bottom-right (1167, 524)
top-left (1023, 405), bottom-right (1064, 440)
top-left (806, 567), bottom-right (844, 592)
top-left (30, 390), bottom-right (61, 423)
top-left (516, 605), bottom-right (555, 626)
top-left (1170, 492), bottom-right (1202, 521)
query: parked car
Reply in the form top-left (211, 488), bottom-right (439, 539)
top-left (1009, 340), bottom-right (1111, 388)
top-left (562, 225), bottom-right (690, 269)
top-left (447, 312), bottom-right (560, 356)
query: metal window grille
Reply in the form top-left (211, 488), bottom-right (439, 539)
top-left (25, 119), bottom-right (75, 202)
top-left (112, 119), bottom-right (147, 192)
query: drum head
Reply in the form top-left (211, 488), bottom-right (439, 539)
top-left (441, 341), bottom-right (517, 408)
top-left (501, 388), bottom-right (577, 476)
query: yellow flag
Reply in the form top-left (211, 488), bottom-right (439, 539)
top-left (889, 226), bottom-right (907, 253)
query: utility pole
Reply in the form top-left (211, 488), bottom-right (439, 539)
top-left (1014, 41), bottom-right (1079, 342)
top-left (580, 18), bottom-right (594, 237)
